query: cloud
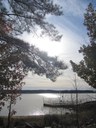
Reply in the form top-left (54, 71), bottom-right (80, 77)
top-left (20, 0), bottom-right (90, 89)
top-left (23, 69), bottom-right (90, 90)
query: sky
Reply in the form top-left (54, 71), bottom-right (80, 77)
top-left (19, 0), bottom-right (95, 90)
top-left (1, 0), bottom-right (96, 116)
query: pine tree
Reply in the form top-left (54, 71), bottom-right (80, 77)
top-left (70, 3), bottom-right (96, 88)
top-left (0, 0), bottom-right (67, 112)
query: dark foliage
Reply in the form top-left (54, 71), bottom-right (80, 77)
top-left (0, 0), bottom-right (67, 113)
top-left (70, 3), bottom-right (96, 88)
top-left (0, 0), bottom-right (63, 41)
top-left (0, 1), bottom-right (67, 127)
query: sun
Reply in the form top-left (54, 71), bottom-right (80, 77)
top-left (21, 33), bottom-right (64, 57)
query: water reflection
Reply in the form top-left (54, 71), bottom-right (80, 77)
top-left (39, 93), bottom-right (60, 98)
top-left (29, 110), bottom-right (45, 116)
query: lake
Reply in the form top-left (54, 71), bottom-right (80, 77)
top-left (0, 93), bottom-right (96, 116)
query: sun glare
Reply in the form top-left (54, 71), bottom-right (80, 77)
top-left (39, 93), bottom-right (60, 98)
top-left (21, 33), bottom-right (64, 57)
top-left (29, 111), bottom-right (45, 116)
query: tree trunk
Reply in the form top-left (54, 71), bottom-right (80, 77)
top-left (7, 95), bottom-right (12, 128)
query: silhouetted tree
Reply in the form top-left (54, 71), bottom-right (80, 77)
top-left (0, 0), bottom-right (67, 113)
top-left (0, 35), bottom-right (67, 112)
top-left (6, 85), bottom-right (21, 128)
top-left (0, 1), bottom-right (67, 127)
top-left (70, 3), bottom-right (96, 88)
top-left (0, 0), bottom-right (63, 41)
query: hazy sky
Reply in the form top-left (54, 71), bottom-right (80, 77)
top-left (1, 0), bottom-right (96, 116)
top-left (20, 0), bottom-right (95, 90)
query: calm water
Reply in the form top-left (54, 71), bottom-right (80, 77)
top-left (0, 93), bottom-right (96, 116)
